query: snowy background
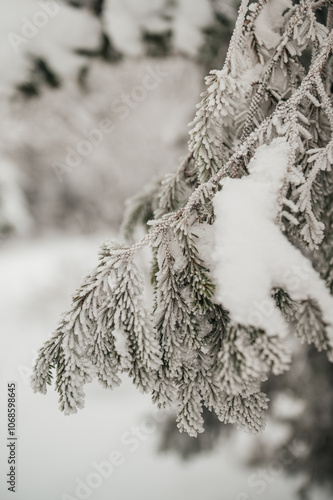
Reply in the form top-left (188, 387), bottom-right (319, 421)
top-left (0, 1), bottom-right (331, 500)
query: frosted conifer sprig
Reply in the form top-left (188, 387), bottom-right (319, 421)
top-left (295, 298), bottom-right (333, 361)
top-left (187, 0), bottom-right (253, 184)
top-left (32, 243), bottom-right (162, 413)
top-left (240, 0), bottom-right (328, 142)
top-left (219, 390), bottom-right (269, 433)
top-left (188, 68), bottom-right (242, 183)
top-left (215, 324), bottom-right (266, 396)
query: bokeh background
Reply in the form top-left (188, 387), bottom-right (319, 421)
top-left (0, 1), bottom-right (332, 499)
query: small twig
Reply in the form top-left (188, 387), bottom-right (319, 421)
top-left (225, 0), bottom-right (250, 73)
top-left (240, 0), bottom-right (311, 141)
top-left (315, 74), bottom-right (333, 129)
top-left (327, 1), bottom-right (333, 31)
top-left (243, 0), bottom-right (268, 34)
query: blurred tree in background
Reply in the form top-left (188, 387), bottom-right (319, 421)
top-left (0, 0), bottom-right (236, 239)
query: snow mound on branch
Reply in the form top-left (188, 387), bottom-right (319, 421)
top-left (212, 139), bottom-right (333, 338)
top-left (254, 0), bottom-right (292, 49)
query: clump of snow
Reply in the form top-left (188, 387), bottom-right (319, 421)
top-left (254, 0), bottom-right (292, 49)
top-left (212, 139), bottom-right (333, 339)
top-left (113, 328), bottom-right (132, 369)
top-left (0, 158), bottom-right (32, 235)
top-left (30, 3), bottom-right (101, 78)
top-left (103, 0), bottom-right (167, 57)
top-left (272, 393), bottom-right (306, 420)
top-left (214, 0), bottom-right (237, 23)
top-left (0, 0), bottom-right (101, 92)
top-left (103, 2), bottom-right (144, 57)
top-left (103, 0), bottom-right (213, 58)
top-left (172, 0), bottom-right (213, 57)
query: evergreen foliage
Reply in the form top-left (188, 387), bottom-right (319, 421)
top-left (33, 0), bottom-right (333, 437)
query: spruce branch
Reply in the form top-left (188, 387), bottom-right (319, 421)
top-left (32, 2), bottom-right (333, 437)
top-left (240, 0), bottom-right (324, 141)
top-left (327, 1), bottom-right (333, 31)
top-left (109, 8), bottom-right (333, 263)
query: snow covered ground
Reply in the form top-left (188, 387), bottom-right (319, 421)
top-left (0, 233), bottom-right (319, 500)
